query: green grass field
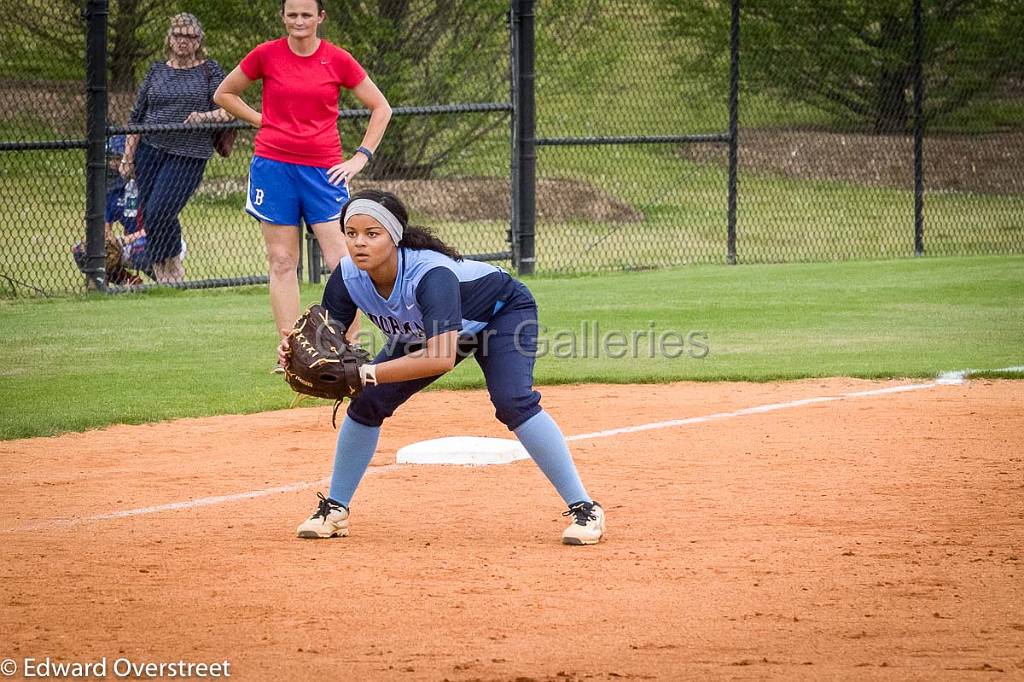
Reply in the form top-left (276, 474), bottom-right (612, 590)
top-left (1, 254), bottom-right (1021, 440)
top-left (2, 3), bottom-right (1022, 293)
top-left (2, 138), bottom-right (1021, 296)
top-left (0, 4), bottom-right (1020, 442)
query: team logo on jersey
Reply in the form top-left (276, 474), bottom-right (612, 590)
top-left (367, 313), bottom-right (425, 338)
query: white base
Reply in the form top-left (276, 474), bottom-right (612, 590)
top-left (396, 436), bottom-right (529, 466)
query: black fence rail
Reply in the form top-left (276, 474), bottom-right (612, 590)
top-left (0, 0), bottom-right (515, 295)
top-left (0, 0), bottom-right (1021, 296)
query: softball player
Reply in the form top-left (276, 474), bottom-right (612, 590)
top-left (283, 189), bottom-right (605, 545)
top-left (214, 0), bottom-right (392, 369)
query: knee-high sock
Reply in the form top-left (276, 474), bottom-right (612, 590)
top-left (328, 417), bottom-right (381, 508)
top-left (513, 410), bottom-right (591, 506)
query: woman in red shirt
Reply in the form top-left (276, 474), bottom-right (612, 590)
top-left (215, 0), bottom-right (391, 369)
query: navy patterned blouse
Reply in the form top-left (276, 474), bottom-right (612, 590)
top-left (129, 60), bottom-right (225, 159)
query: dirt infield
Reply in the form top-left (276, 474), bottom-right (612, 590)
top-left (2, 379), bottom-right (1022, 680)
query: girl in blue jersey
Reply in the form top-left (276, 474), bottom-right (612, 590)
top-left (282, 189), bottom-right (605, 545)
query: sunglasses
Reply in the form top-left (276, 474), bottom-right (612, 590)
top-left (171, 32), bottom-right (199, 40)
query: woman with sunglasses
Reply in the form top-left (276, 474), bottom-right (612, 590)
top-left (121, 13), bottom-right (230, 284)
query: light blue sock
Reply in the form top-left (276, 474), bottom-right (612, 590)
top-left (327, 417), bottom-right (381, 508)
top-left (513, 410), bottom-right (591, 506)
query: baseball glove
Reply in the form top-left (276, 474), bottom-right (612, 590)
top-left (105, 235), bottom-right (123, 274)
top-left (283, 304), bottom-right (370, 405)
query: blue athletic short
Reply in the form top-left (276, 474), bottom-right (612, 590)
top-left (245, 155), bottom-right (349, 226)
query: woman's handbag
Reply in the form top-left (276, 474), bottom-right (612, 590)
top-left (205, 62), bottom-right (236, 158)
top-left (212, 127), bottom-right (236, 158)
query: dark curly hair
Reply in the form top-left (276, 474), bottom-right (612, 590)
top-left (341, 189), bottom-right (463, 262)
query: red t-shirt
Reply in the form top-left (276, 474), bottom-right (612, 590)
top-left (240, 38), bottom-right (367, 168)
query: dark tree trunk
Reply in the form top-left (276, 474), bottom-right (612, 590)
top-left (874, 14), bottom-right (911, 134)
top-left (109, 0), bottom-right (162, 92)
top-left (369, 124), bottom-right (436, 179)
top-left (110, 49), bottom-right (141, 93)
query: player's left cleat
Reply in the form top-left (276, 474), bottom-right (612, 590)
top-left (296, 492), bottom-right (349, 539)
top-left (561, 500), bottom-right (605, 545)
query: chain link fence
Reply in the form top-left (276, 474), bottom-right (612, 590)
top-left (536, 0), bottom-right (1023, 272)
top-left (1, 0), bottom-right (1021, 295)
top-left (0, 0), bottom-right (513, 295)
top-left (0, 3), bottom-right (87, 296)
top-left (530, 2), bottom-right (734, 273)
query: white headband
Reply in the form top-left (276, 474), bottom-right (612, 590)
top-left (344, 199), bottom-right (404, 245)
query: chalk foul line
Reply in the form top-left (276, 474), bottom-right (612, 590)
top-left (566, 382), bottom-right (939, 442)
top-left (7, 367), bottom-right (1021, 532)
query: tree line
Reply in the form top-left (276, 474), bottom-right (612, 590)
top-left (2, 0), bottom-right (1021, 177)
top-left (660, 0), bottom-right (1024, 133)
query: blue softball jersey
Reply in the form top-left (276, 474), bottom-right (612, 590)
top-left (323, 248), bottom-right (519, 346)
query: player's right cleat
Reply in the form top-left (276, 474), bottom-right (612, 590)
top-left (296, 492), bottom-right (349, 539)
top-left (271, 361), bottom-right (286, 375)
top-left (561, 500), bottom-right (605, 545)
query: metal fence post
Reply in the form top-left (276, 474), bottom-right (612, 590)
top-left (306, 224), bottom-right (322, 284)
top-left (726, 0), bottom-right (740, 265)
top-left (511, 0), bottom-right (536, 276)
top-left (912, 0), bottom-right (925, 257)
top-left (296, 225), bottom-right (305, 283)
top-left (508, 2), bottom-right (519, 271)
top-left (83, 0), bottom-right (109, 289)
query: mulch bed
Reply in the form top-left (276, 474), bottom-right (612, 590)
top-left (680, 129), bottom-right (1024, 195)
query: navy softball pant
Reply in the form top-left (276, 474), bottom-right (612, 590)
top-left (134, 141), bottom-right (206, 262)
top-left (347, 283), bottom-right (543, 431)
